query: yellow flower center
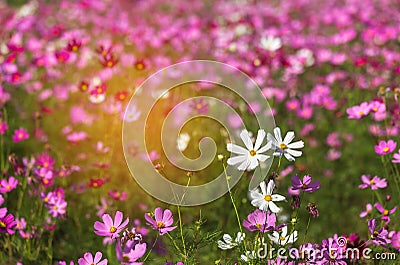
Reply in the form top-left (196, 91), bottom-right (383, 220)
top-left (6, 185), bottom-right (11, 190)
top-left (157, 221), bottom-right (165, 228)
top-left (358, 111), bottom-right (364, 116)
top-left (53, 206), bottom-right (58, 210)
top-left (279, 236), bottom-right (286, 241)
top-left (383, 210), bottom-right (389, 215)
top-left (0, 221), bottom-right (6, 228)
top-left (107, 61), bottom-right (113, 67)
top-left (369, 180), bottom-right (375, 185)
top-left (280, 143), bottom-right (287, 150)
top-left (264, 195), bottom-right (272, 202)
top-left (373, 107), bottom-right (378, 112)
top-left (110, 226), bottom-right (117, 233)
top-left (249, 150), bottom-right (256, 156)
top-left (383, 147), bottom-right (389, 152)
top-left (256, 223), bottom-right (261, 229)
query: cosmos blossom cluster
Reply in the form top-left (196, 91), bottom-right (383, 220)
top-left (0, 0), bottom-right (400, 264)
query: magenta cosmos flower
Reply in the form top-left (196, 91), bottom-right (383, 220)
top-left (291, 174), bottom-right (320, 193)
top-left (0, 208), bottom-right (17, 234)
top-left (94, 211), bottom-right (129, 239)
top-left (78, 252), bottom-right (107, 265)
top-left (358, 175), bottom-right (387, 190)
top-left (392, 149), bottom-right (400, 163)
top-left (243, 209), bottom-right (276, 233)
top-left (116, 240), bottom-right (146, 265)
top-left (360, 203), bottom-right (373, 218)
top-left (374, 203), bottom-right (397, 224)
top-left (346, 102), bottom-right (370, 119)
top-left (368, 219), bottom-right (389, 245)
top-left (391, 231), bottom-right (400, 250)
top-left (0, 176), bottom-right (18, 193)
top-left (12, 127), bottom-right (29, 143)
top-left (374, 140), bottom-right (396, 155)
top-left (145, 207), bottom-right (177, 235)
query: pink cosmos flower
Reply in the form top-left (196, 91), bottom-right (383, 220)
top-left (369, 100), bottom-right (386, 121)
top-left (243, 209), bottom-right (276, 233)
top-left (0, 177), bottom-right (18, 193)
top-left (374, 140), bottom-right (396, 155)
top-left (392, 150), bottom-right (400, 163)
top-left (291, 174), bottom-right (320, 193)
top-left (0, 121), bottom-right (7, 135)
top-left (360, 204), bottom-right (373, 218)
top-left (391, 231), bottom-right (400, 250)
top-left (47, 198), bottom-right (67, 218)
top-left (374, 203), bottom-right (397, 224)
top-left (94, 211), bottom-right (129, 239)
top-left (145, 207), bottom-right (177, 235)
top-left (67, 132), bottom-right (88, 143)
top-left (12, 127), bottom-right (29, 142)
top-left (116, 241), bottom-right (146, 265)
top-left (78, 252), bottom-right (107, 265)
top-left (0, 208), bottom-right (17, 234)
top-left (346, 102), bottom-right (370, 119)
top-left (358, 175), bottom-right (387, 190)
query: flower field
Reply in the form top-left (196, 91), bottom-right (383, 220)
top-left (0, 0), bottom-right (399, 264)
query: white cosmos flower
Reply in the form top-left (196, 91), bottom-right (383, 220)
top-left (217, 232), bottom-right (245, 250)
top-left (268, 225), bottom-right (298, 246)
top-left (250, 179), bottom-right (285, 213)
top-left (227, 129), bottom-right (271, 171)
top-left (241, 250), bottom-right (257, 263)
top-left (267, 127), bottom-right (304, 161)
top-left (260, 36), bottom-right (282, 52)
top-left (89, 93), bottom-right (105, 104)
top-left (124, 104), bottom-right (141, 122)
top-left (177, 133), bottom-right (190, 151)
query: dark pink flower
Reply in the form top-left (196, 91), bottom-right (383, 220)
top-left (0, 208), bottom-right (17, 234)
top-left (346, 102), bottom-right (370, 119)
top-left (145, 207), bottom-right (177, 235)
top-left (94, 211), bottom-right (129, 239)
top-left (0, 121), bottom-right (7, 135)
top-left (291, 174), bottom-right (320, 193)
top-left (12, 128), bottom-right (29, 143)
top-left (243, 209), bottom-right (276, 232)
top-left (374, 203), bottom-right (397, 224)
top-left (358, 175), bottom-right (387, 190)
top-left (0, 176), bottom-right (18, 193)
top-left (78, 252), bottom-right (107, 265)
top-left (374, 140), bottom-right (396, 155)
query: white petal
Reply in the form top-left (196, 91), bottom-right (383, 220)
top-left (222, 234), bottom-right (232, 243)
top-left (227, 155), bottom-right (247, 166)
top-left (255, 154), bottom-right (270, 162)
top-left (283, 131), bottom-right (295, 145)
top-left (284, 152), bottom-right (295, 161)
top-left (250, 189), bottom-right (263, 200)
top-left (259, 181), bottom-right (267, 195)
top-left (287, 140), bottom-right (304, 149)
top-left (267, 133), bottom-right (278, 147)
top-left (281, 226), bottom-right (288, 237)
top-left (257, 141), bottom-right (271, 153)
top-left (247, 157), bottom-right (259, 171)
top-left (271, 194), bottom-right (286, 202)
top-left (240, 130), bottom-right (254, 150)
top-left (268, 201), bottom-right (280, 213)
top-left (254, 130), bottom-right (266, 151)
top-left (237, 159), bottom-right (251, 171)
top-left (266, 179), bottom-right (275, 195)
top-left (227, 143), bottom-right (249, 155)
top-left (273, 127), bottom-right (282, 143)
top-left (287, 149), bottom-right (302, 157)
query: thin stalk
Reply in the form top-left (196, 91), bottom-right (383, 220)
top-left (142, 233), bottom-right (159, 262)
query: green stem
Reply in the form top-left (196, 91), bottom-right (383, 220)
top-left (302, 216), bottom-right (311, 244)
top-left (167, 232), bottom-right (184, 256)
top-left (142, 233), bottom-right (159, 262)
top-left (222, 163), bottom-right (242, 234)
